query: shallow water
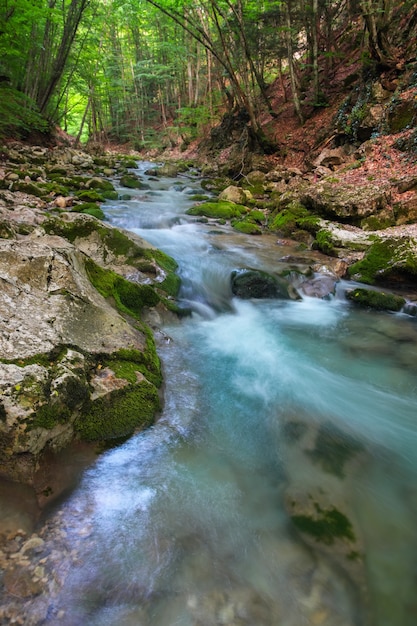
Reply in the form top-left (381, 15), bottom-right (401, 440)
top-left (3, 162), bottom-right (417, 625)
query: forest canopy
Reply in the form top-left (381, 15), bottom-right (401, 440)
top-left (1, 0), bottom-right (416, 147)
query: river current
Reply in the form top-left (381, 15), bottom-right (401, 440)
top-left (3, 162), bottom-right (417, 625)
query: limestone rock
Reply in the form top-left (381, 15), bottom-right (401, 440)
top-left (0, 225), bottom-right (167, 483)
top-left (219, 185), bottom-right (248, 205)
top-left (301, 182), bottom-right (391, 221)
top-left (312, 147), bottom-right (347, 170)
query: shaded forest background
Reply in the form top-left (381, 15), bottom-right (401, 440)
top-left (1, 0), bottom-right (416, 152)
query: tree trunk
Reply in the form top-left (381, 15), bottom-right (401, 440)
top-left (286, 0), bottom-right (304, 124)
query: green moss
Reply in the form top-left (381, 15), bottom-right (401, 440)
top-left (243, 182), bottom-right (265, 196)
top-left (75, 382), bottom-right (160, 441)
top-left (76, 190), bottom-right (105, 203)
top-left (268, 202), bottom-right (319, 236)
top-left (307, 423), bottom-right (364, 478)
top-left (150, 248), bottom-right (178, 273)
top-left (43, 216), bottom-right (99, 242)
top-left (87, 178), bottom-right (115, 191)
top-left (232, 220), bottom-right (262, 235)
top-left (0, 221), bottom-right (15, 239)
top-left (346, 287), bottom-right (406, 311)
top-left (189, 194), bottom-right (209, 201)
top-left (31, 403), bottom-right (72, 429)
top-left (247, 209), bottom-right (265, 223)
top-left (104, 336), bottom-right (162, 388)
top-left (42, 182), bottom-right (70, 197)
top-left (186, 200), bottom-right (247, 220)
top-left (158, 272), bottom-right (181, 296)
top-left (13, 181), bottom-right (45, 197)
top-left (291, 504), bottom-right (355, 545)
top-left (348, 238), bottom-right (410, 284)
top-left (101, 190), bottom-right (118, 200)
top-left (85, 258), bottom-right (160, 318)
top-left (120, 174), bottom-right (145, 189)
top-left (3, 352), bottom-right (53, 368)
top-left (361, 215), bottom-right (395, 230)
top-left (313, 229), bottom-right (337, 256)
top-left (73, 203), bottom-right (106, 220)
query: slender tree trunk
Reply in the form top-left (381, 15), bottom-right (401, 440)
top-left (311, 0), bottom-right (320, 104)
top-left (286, 0), bottom-right (304, 124)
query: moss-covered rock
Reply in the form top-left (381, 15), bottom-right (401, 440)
top-left (348, 236), bottom-right (417, 285)
top-left (119, 174), bottom-right (147, 189)
top-left (346, 287), bottom-right (406, 311)
top-left (312, 228), bottom-right (337, 256)
top-left (231, 268), bottom-right (299, 300)
top-left (232, 220), bottom-right (262, 235)
top-left (268, 201), bottom-right (319, 237)
top-left (186, 200), bottom-right (247, 220)
top-left (72, 203), bottom-right (106, 220)
top-left (75, 381), bottom-right (159, 441)
top-left (84, 258), bottom-right (160, 318)
top-left (76, 189), bottom-right (105, 203)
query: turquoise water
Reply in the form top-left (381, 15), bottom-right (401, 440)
top-left (29, 163), bottom-right (417, 625)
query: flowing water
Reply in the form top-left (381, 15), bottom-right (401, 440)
top-left (3, 163), bottom-right (417, 625)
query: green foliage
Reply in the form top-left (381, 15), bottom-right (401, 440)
top-left (0, 85), bottom-right (49, 139)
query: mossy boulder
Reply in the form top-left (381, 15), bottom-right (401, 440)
top-left (312, 228), bottom-right (338, 256)
top-left (348, 236), bottom-right (417, 285)
top-left (76, 189), bottom-right (105, 203)
top-left (186, 200), bottom-right (247, 220)
top-left (72, 203), bottom-right (106, 220)
top-left (268, 201), bottom-right (319, 237)
top-left (85, 177), bottom-right (115, 192)
top-left (119, 174), bottom-right (147, 189)
top-left (232, 220), bottom-right (262, 235)
top-left (230, 268), bottom-right (299, 300)
top-left (346, 287), bottom-right (406, 311)
top-left (0, 210), bottom-right (179, 484)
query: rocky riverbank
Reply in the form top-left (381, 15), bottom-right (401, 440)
top-left (0, 143), bottom-right (183, 493)
top-left (1, 138), bottom-right (417, 625)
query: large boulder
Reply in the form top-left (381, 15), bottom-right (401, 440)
top-left (0, 192), bottom-right (180, 485)
top-left (300, 181), bottom-right (391, 223)
top-left (0, 235), bottom-right (162, 484)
